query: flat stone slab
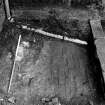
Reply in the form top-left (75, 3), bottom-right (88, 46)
top-left (95, 38), bottom-right (105, 80)
top-left (90, 19), bottom-right (105, 80)
top-left (90, 19), bottom-right (105, 38)
top-left (95, 39), bottom-right (105, 66)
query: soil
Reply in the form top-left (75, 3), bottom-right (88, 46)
top-left (0, 3), bottom-right (105, 105)
top-left (0, 18), bottom-right (104, 105)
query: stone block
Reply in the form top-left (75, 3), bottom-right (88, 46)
top-left (90, 19), bottom-right (105, 39)
top-left (95, 39), bottom-right (105, 80)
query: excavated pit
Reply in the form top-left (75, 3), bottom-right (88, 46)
top-left (0, 15), bottom-right (105, 105)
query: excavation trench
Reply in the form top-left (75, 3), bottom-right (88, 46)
top-left (0, 17), bottom-right (104, 105)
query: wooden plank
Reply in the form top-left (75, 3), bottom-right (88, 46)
top-left (90, 19), bottom-right (105, 38)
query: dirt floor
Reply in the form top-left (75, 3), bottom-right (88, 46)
top-left (0, 4), bottom-right (105, 105)
top-left (0, 19), bottom-right (104, 105)
top-left (0, 32), bottom-right (96, 105)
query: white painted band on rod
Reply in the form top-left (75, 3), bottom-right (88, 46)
top-left (8, 35), bottom-right (21, 93)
